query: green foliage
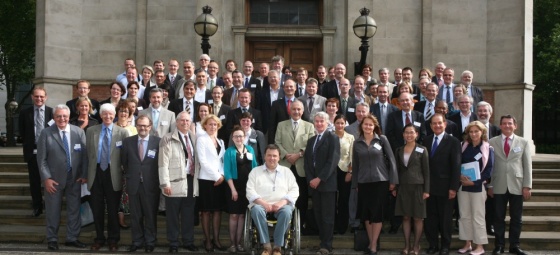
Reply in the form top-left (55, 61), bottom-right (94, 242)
top-left (533, 0), bottom-right (560, 111)
top-left (0, 0), bottom-right (36, 102)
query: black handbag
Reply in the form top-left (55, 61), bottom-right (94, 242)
top-left (353, 228), bottom-right (369, 251)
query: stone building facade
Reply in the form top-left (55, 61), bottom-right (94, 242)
top-left (33, 0), bottom-right (534, 140)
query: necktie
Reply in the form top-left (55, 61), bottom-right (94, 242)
top-left (100, 128), bottom-right (110, 170)
top-left (185, 101), bottom-right (191, 114)
top-left (245, 77), bottom-right (249, 88)
top-left (298, 87), bottom-right (303, 96)
top-left (287, 99), bottom-right (292, 115)
top-left (381, 104), bottom-right (387, 131)
top-left (170, 75), bottom-right (175, 84)
top-left (504, 136), bottom-right (510, 158)
top-left (62, 131), bottom-right (71, 172)
top-left (138, 139), bottom-right (144, 161)
top-left (342, 99), bottom-right (347, 113)
top-left (153, 109), bottom-right (160, 128)
top-left (405, 113), bottom-right (411, 125)
top-left (242, 107), bottom-right (247, 113)
top-left (425, 102), bottom-right (433, 119)
top-left (446, 86), bottom-right (451, 104)
top-left (438, 78), bottom-right (443, 87)
top-left (230, 88), bottom-right (238, 106)
top-left (210, 79), bottom-right (214, 88)
top-left (293, 121), bottom-right (298, 135)
top-left (308, 96), bottom-right (314, 112)
top-left (35, 108), bottom-right (44, 143)
top-left (431, 136), bottom-right (439, 157)
top-left (185, 135), bottom-right (194, 175)
top-left (313, 134), bottom-right (322, 166)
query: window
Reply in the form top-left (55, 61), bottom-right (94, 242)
top-left (249, 0), bottom-right (320, 25)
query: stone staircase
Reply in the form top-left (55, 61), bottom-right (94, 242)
top-left (0, 152), bottom-right (559, 253)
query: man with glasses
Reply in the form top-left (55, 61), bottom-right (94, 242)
top-left (437, 68), bottom-right (456, 105)
top-left (448, 95), bottom-right (477, 139)
top-left (209, 86), bottom-right (232, 145)
top-left (196, 54), bottom-right (211, 74)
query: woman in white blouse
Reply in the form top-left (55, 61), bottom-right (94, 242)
top-left (196, 114), bottom-right (226, 251)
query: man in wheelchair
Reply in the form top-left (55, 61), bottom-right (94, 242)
top-left (246, 144), bottom-right (300, 255)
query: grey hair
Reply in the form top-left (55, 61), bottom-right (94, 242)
top-left (54, 104), bottom-right (70, 114)
top-left (314, 111), bottom-right (329, 122)
top-left (378, 67), bottom-right (389, 74)
top-left (355, 102), bottom-right (370, 111)
top-left (477, 101), bottom-right (493, 115)
top-left (100, 103), bottom-right (116, 115)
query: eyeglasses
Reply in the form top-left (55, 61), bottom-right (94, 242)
top-left (233, 135), bottom-right (244, 139)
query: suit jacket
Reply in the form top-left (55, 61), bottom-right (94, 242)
top-left (321, 80), bottom-right (338, 100)
top-left (121, 135), bottom-right (161, 195)
top-left (262, 73), bottom-right (292, 89)
top-left (243, 76), bottom-right (262, 92)
top-left (139, 106), bottom-right (176, 137)
top-left (19, 105), bottom-right (54, 162)
top-left (436, 84), bottom-right (456, 102)
top-left (267, 98), bottom-right (311, 143)
top-left (371, 102), bottom-right (399, 134)
top-left (304, 131), bottom-right (340, 193)
top-left (468, 85), bottom-right (484, 107)
top-left (298, 94), bottom-right (326, 122)
top-left (258, 86), bottom-right (285, 132)
top-left (386, 110), bottom-right (427, 151)
top-left (275, 119), bottom-right (315, 177)
top-left (223, 87), bottom-right (257, 109)
top-left (143, 81), bottom-right (176, 102)
top-left (425, 118), bottom-right (461, 139)
top-left (488, 124), bottom-right (501, 139)
top-left (168, 98), bottom-right (201, 117)
top-left (395, 144), bottom-right (430, 192)
top-left (489, 135), bottom-right (532, 195)
top-left (166, 74), bottom-right (183, 92)
top-left (413, 100), bottom-right (438, 118)
top-left (422, 133), bottom-right (462, 196)
top-left (225, 107), bottom-right (263, 135)
top-left (86, 124), bottom-right (130, 191)
top-left (66, 97), bottom-right (101, 120)
top-left (37, 124), bottom-right (88, 187)
top-left (448, 111), bottom-right (477, 139)
top-left (337, 96), bottom-right (358, 125)
top-left (212, 103), bottom-right (232, 146)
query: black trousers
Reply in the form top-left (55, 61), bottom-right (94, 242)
top-left (494, 190), bottom-right (523, 248)
top-left (335, 168), bottom-right (351, 234)
top-left (26, 154), bottom-right (43, 210)
top-left (485, 194), bottom-right (495, 229)
top-left (425, 195), bottom-right (454, 249)
top-left (312, 191), bottom-right (336, 250)
top-left (291, 165), bottom-right (308, 229)
top-left (90, 165), bottom-right (122, 244)
top-left (165, 175), bottom-right (197, 247)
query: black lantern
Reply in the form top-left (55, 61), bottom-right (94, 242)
top-left (194, 5), bottom-right (219, 55)
top-left (352, 7), bottom-right (377, 76)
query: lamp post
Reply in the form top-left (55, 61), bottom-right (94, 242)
top-left (5, 99), bottom-right (18, 147)
top-left (194, 5), bottom-right (219, 55)
top-left (352, 7), bottom-right (377, 76)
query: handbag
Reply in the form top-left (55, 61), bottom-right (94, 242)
top-left (80, 202), bottom-right (94, 227)
top-left (353, 228), bottom-right (369, 251)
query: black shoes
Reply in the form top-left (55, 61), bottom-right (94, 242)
top-left (426, 246), bottom-right (439, 254)
top-left (439, 248), bottom-right (450, 255)
top-left (145, 245), bottom-right (155, 252)
top-left (64, 240), bottom-right (87, 248)
top-left (127, 244), bottom-right (142, 252)
top-left (388, 226), bottom-right (399, 234)
top-left (169, 246), bottom-right (178, 253)
top-left (487, 225), bottom-right (495, 235)
top-left (32, 208), bottom-right (43, 217)
top-left (492, 246), bottom-right (504, 254)
top-left (183, 244), bottom-right (199, 251)
top-left (47, 241), bottom-right (58, 250)
top-left (509, 247), bottom-right (527, 255)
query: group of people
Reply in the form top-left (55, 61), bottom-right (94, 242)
top-left (20, 55), bottom-right (532, 255)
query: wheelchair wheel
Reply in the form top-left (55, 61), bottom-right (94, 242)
top-left (244, 210), bottom-right (253, 253)
top-left (293, 209), bottom-right (301, 254)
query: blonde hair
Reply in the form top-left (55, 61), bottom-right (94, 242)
top-left (463, 121), bottom-right (488, 143)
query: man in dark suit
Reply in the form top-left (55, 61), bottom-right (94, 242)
top-left (432, 62), bottom-right (446, 87)
top-left (413, 82), bottom-right (438, 122)
top-left (321, 63), bottom-right (346, 100)
top-left (422, 113), bottom-right (462, 255)
top-left (304, 112), bottom-right (340, 254)
top-left (121, 115), bottom-right (161, 252)
top-left (225, 88), bottom-right (263, 136)
top-left (448, 95), bottom-right (477, 139)
top-left (371, 84), bottom-right (398, 134)
top-left (206, 60), bottom-right (224, 89)
top-left (336, 78), bottom-right (358, 125)
top-left (66, 80), bottom-right (100, 120)
top-left (316, 65), bottom-right (328, 95)
top-left (460, 70), bottom-right (484, 109)
top-left (166, 59), bottom-right (183, 93)
top-left (258, 70), bottom-right (285, 132)
top-left (86, 103), bottom-right (130, 251)
top-left (168, 80), bottom-right (200, 122)
top-left (242, 60), bottom-right (262, 92)
top-left (175, 60), bottom-right (196, 99)
top-left (391, 67), bottom-right (420, 100)
top-left (19, 86), bottom-right (53, 217)
top-left (433, 101), bottom-right (461, 139)
top-left (144, 70), bottom-right (175, 102)
top-left (223, 70), bottom-right (250, 108)
top-left (386, 92), bottom-right (427, 152)
top-left (193, 69), bottom-right (212, 103)
top-left (436, 68), bottom-right (456, 105)
top-left (37, 105), bottom-right (88, 250)
top-left (209, 86), bottom-right (232, 146)
top-left (294, 67), bottom-right (308, 98)
top-left (267, 79), bottom-right (310, 143)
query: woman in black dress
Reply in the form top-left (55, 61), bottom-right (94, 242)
top-left (224, 126), bottom-right (258, 253)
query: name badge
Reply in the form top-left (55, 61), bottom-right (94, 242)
top-left (348, 108), bottom-right (355, 113)
top-left (252, 119), bottom-right (255, 123)
top-left (251, 84), bottom-right (257, 88)
top-left (48, 119), bottom-right (55, 126)
top-left (93, 109), bottom-right (98, 115)
top-left (147, 150), bottom-right (156, 158)
top-left (33, 149), bottom-right (37, 154)
top-left (314, 104), bottom-right (321, 109)
top-left (413, 121), bottom-right (421, 127)
top-left (374, 143), bottom-right (382, 150)
top-left (513, 147), bottom-right (522, 153)
top-left (219, 115), bottom-right (226, 120)
top-left (161, 121), bottom-right (169, 126)
top-left (246, 153), bottom-right (253, 160)
top-left (116, 141), bottom-right (122, 148)
top-left (415, 147), bottom-right (424, 153)
top-left (207, 99), bottom-right (214, 104)
top-left (249, 138), bottom-right (257, 143)
top-left (137, 106), bottom-right (143, 111)
top-left (474, 153), bottom-right (482, 160)
top-left (74, 144), bottom-right (81, 151)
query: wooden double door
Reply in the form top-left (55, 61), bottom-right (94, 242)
top-left (246, 40), bottom-right (322, 78)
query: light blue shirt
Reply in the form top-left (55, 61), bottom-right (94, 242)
top-left (97, 123), bottom-right (113, 163)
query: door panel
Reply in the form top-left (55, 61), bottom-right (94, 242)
top-left (246, 40), bottom-right (321, 78)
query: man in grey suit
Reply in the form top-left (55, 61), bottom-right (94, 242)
top-left (298, 78), bottom-right (326, 122)
top-left (86, 103), bottom-right (130, 251)
top-left (436, 68), bottom-right (456, 105)
top-left (37, 104), bottom-right (88, 250)
top-left (488, 115), bottom-right (532, 255)
top-left (121, 115), bottom-right (161, 252)
top-left (140, 88), bottom-right (176, 138)
top-left (304, 112), bottom-right (340, 254)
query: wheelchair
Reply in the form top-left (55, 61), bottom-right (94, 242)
top-left (243, 207), bottom-right (301, 255)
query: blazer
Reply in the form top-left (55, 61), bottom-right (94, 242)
top-left (299, 94), bottom-right (327, 122)
top-left (193, 87), bottom-right (212, 104)
top-left (258, 86), bottom-right (285, 132)
top-left (413, 100), bottom-right (438, 118)
top-left (166, 73), bottom-right (183, 91)
top-left (304, 131), bottom-right (340, 193)
top-left (436, 84), bottom-right (455, 102)
top-left (386, 110), bottom-right (427, 151)
top-left (448, 111), bottom-right (477, 139)
top-left (66, 97), bottom-right (100, 120)
top-left (488, 124), bottom-right (501, 139)
top-left (19, 105), bottom-right (53, 162)
top-left (211, 103), bottom-right (232, 145)
top-left (321, 80), bottom-right (338, 100)
top-left (121, 135), bottom-right (161, 195)
top-left (262, 73), bottom-right (292, 89)
top-left (425, 118), bottom-right (461, 140)
top-left (225, 107), bottom-right (263, 135)
top-left (275, 119), bottom-right (315, 177)
top-left (228, 128), bottom-right (266, 165)
top-left (37, 124), bottom-right (88, 187)
top-left (158, 130), bottom-right (199, 197)
top-left (422, 133), bottom-right (462, 196)
top-left (395, 144), bottom-right (430, 193)
top-left (243, 76), bottom-right (262, 93)
top-left (168, 98), bottom-right (201, 117)
top-left (344, 120), bottom-right (360, 139)
top-left (351, 134), bottom-right (399, 188)
top-left (196, 133), bottom-right (225, 181)
top-left (337, 96), bottom-right (358, 125)
top-left (86, 124), bottom-right (130, 191)
top-left (488, 135), bottom-right (532, 195)
top-left (267, 98), bottom-right (311, 143)
top-left (139, 106), bottom-right (176, 137)
top-left (371, 102), bottom-right (399, 134)
top-left (468, 85), bottom-right (484, 107)
top-left (223, 87), bottom-right (257, 109)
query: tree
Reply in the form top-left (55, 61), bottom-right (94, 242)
top-left (0, 0), bottom-right (36, 146)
